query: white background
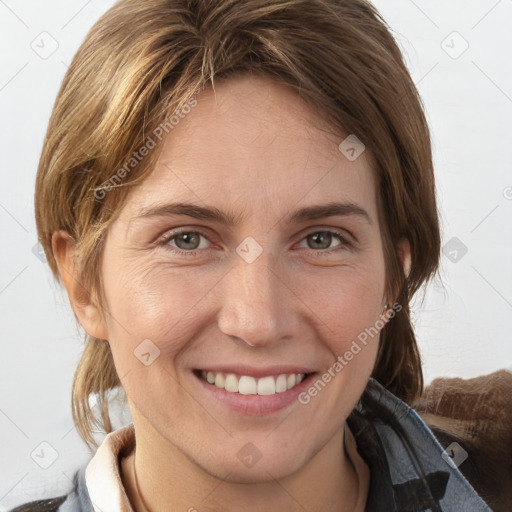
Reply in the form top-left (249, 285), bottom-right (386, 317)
top-left (1, 0), bottom-right (511, 508)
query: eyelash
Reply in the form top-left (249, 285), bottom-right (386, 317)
top-left (156, 229), bottom-right (352, 257)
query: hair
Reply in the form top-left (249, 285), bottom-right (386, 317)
top-left (35, 0), bottom-right (440, 449)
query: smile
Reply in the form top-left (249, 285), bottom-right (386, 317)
top-left (198, 370), bottom-right (310, 395)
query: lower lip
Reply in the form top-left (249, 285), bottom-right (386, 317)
top-left (193, 371), bottom-right (317, 416)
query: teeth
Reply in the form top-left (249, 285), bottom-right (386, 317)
top-left (275, 374), bottom-right (288, 393)
top-left (239, 375), bottom-right (257, 395)
top-left (257, 376), bottom-right (275, 395)
top-left (200, 371), bottom-right (307, 395)
top-left (224, 374), bottom-right (239, 393)
top-left (214, 373), bottom-right (225, 388)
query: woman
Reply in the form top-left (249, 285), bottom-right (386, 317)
top-left (13, 0), bottom-right (497, 510)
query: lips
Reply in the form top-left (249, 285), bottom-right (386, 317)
top-left (193, 368), bottom-right (317, 415)
top-left (191, 362), bottom-right (319, 414)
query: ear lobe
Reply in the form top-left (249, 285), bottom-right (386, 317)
top-left (398, 238), bottom-right (411, 278)
top-left (51, 230), bottom-right (109, 340)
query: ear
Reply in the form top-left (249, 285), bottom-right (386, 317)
top-left (52, 230), bottom-right (109, 340)
top-left (397, 237), bottom-right (411, 279)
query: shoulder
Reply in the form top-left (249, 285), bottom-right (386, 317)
top-left (9, 465), bottom-right (93, 512)
top-left (414, 369), bottom-right (512, 512)
top-left (9, 496), bottom-right (68, 512)
top-left (352, 379), bottom-right (494, 511)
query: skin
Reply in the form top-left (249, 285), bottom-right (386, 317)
top-left (53, 74), bottom-right (410, 512)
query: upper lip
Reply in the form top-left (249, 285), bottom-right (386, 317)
top-left (195, 365), bottom-right (316, 378)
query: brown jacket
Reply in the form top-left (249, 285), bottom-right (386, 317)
top-left (415, 370), bottom-right (512, 512)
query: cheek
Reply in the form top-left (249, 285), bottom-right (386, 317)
top-left (297, 259), bottom-right (386, 397)
top-left (98, 260), bottom-right (200, 422)
top-left (295, 265), bottom-right (386, 419)
top-left (303, 260), bottom-right (386, 335)
top-left (100, 259), bottom-right (225, 358)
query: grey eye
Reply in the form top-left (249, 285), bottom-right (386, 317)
top-left (172, 232), bottom-right (202, 250)
top-left (305, 232), bottom-right (340, 250)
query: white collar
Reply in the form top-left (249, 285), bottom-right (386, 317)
top-left (84, 424), bottom-right (136, 512)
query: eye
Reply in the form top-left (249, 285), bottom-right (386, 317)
top-left (160, 230), bottom-right (211, 254)
top-left (298, 230), bottom-right (351, 252)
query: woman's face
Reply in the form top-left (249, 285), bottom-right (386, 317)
top-left (94, 74), bottom-right (389, 481)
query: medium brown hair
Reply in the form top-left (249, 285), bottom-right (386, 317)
top-left (35, 0), bottom-right (440, 448)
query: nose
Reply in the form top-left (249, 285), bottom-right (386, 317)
top-left (216, 252), bottom-right (299, 348)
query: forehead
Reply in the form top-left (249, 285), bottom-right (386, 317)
top-left (120, 74), bottom-right (377, 224)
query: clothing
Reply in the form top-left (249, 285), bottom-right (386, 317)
top-left (414, 369), bottom-right (512, 511)
top-left (10, 378), bottom-right (494, 512)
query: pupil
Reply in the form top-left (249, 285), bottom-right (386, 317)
top-left (310, 232), bottom-right (330, 249)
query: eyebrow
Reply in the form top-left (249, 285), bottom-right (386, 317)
top-left (133, 200), bottom-right (373, 227)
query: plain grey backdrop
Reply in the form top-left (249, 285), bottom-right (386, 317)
top-left (1, 0), bottom-right (511, 509)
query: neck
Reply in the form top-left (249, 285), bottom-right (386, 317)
top-left (121, 419), bottom-right (366, 512)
